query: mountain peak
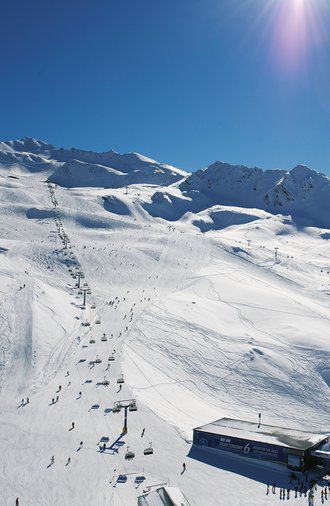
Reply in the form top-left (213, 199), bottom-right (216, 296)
top-left (3, 137), bottom-right (55, 153)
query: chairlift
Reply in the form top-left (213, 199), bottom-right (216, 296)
top-left (91, 303), bottom-right (96, 309)
top-left (108, 355), bottom-right (115, 361)
top-left (117, 376), bottom-right (124, 384)
top-left (95, 318), bottom-right (101, 324)
top-left (95, 357), bottom-right (102, 364)
top-left (129, 401), bottom-right (137, 412)
top-left (101, 334), bottom-right (107, 342)
top-left (102, 378), bottom-right (110, 386)
top-left (125, 447), bottom-right (135, 460)
top-left (81, 321), bottom-right (90, 326)
top-left (83, 282), bottom-right (88, 287)
top-left (89, 338), bottom-right (96, 344)
top-left (143, 442), bottom-right (153, 455)
top-left (112, 404), bottom-right (121, 413)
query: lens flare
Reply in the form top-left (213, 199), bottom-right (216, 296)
top-left (248, 0), bottom-right (329, 74)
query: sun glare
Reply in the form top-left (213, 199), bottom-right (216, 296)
top-left (249, 0), bottom-right (328, 73)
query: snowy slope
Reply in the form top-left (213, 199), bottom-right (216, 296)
top-left (1, 139), bottom-right (330, 505)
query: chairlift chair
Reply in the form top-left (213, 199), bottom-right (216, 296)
top-left (143, 442), bottom-right (153, 455)
top-left (95, 319), bottom-right (101, 324)
top-left (101, 334), bottom-right (107, 342)
top-left (108, 355), bottom-right (115, 361)
top-left (125, 447), bottom-right (135, 460)
top-left (117, 376), bottom-right (124, 384)
top-left (91, 303), bottom-right (96, 309)
top-left (102, 378), bottom-right (110, 386)
top-left (129, 401), bottom-right (137, 412)
top-left (95, 357), bottom-right (102, 364)
top-left (112, 404), bottom-right (121, 413)
top-left (89, 338), bottom-right (96, 344)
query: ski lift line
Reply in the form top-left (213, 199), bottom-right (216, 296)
top-left (74, 352), bottom-right (132, 493)
top-left (74, 359), bottom-right (123, 497)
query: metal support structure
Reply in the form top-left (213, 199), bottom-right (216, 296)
top-left (81, 288), bottom-right (89, 307)
top-left (112, 399), bottom-right (137, 434)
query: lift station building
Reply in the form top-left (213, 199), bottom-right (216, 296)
top-left (193, 418), bottom-right (329, 471)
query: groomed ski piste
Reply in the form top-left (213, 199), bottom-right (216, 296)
top-left (1, 139), bottom-right (330, 505)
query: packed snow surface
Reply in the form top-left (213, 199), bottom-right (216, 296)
top-left (1, 139), bottom-right (330, 505)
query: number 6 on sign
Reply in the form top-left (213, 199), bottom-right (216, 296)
top-left (243, 443), bottom-right (251, 454)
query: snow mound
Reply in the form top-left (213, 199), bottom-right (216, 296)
top-left (102, 195), bottom-right (131, 216)
top-left (192, 207), bottom-right (265, 232)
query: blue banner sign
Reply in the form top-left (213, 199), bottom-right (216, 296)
top-left (194, 431), bottom-right (287, 463)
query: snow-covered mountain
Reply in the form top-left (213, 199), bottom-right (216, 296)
top-left (2, 138), bottom-right (330, 505)
top-left (2, 137), bottom-right (330, 229)
top-left (147, 161), bottom-right (330, 229)
top-left (0, 137), bottom-right (188, 185)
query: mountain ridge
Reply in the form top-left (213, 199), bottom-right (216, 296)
top-left (1, 137), bottom-right (330, 229)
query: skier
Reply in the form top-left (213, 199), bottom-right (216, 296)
top-left (118, 385), bottom-right (122, 392)
top-left (103, 442), bottom-right (106, 452)
top-left (78, 391), bottom-right (82, 397)
top-left (182, 462), bottom-right (186, 474)
top-left (16, 499), bottom-right (19, 506)
top-left (51, 456), bottom-right (55, 465)
top-left (26, 397), bottom-right (29, 404)
top-left (71, 422), bottom-right (75, 429)
top-left (79, 441), bottom-right (83, 449)
top-left (141, 428), bottom-right (145, 437)
top-left (56, 395), bottom-right (59, 402)
top-left (58, 385), bottom-right (62, 392)
top-left (66, 457), bottom-right (71, 465)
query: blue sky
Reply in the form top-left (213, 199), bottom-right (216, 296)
top-left (1, 0), bottom-right (330, 174)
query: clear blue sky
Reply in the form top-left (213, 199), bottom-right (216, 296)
top-left (1, 0), bottom-right (330, 174)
